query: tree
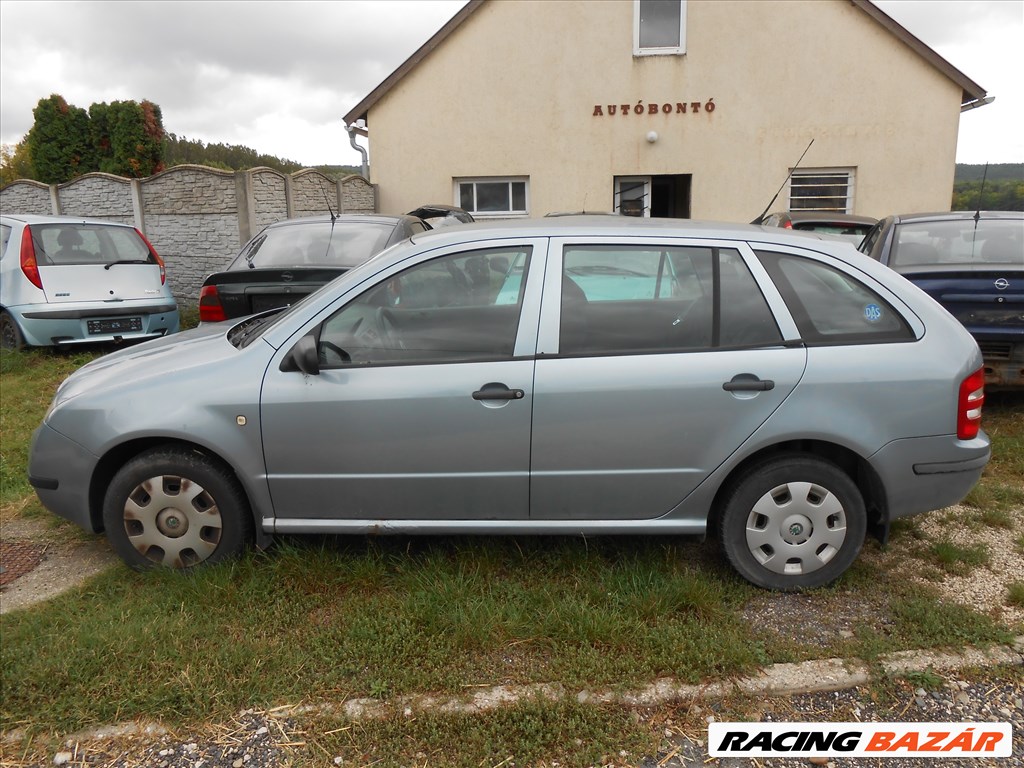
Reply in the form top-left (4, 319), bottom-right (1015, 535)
top-left (0, 140), bottom-right (34, 186)
top-left (25, 94), bottom-right (94, 183)
top-left (91, 99), bottom-right (165, 177)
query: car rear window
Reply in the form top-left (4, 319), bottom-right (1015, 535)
top-left (756, 250), bottom-right (913, 344)
top-left (233, 221), bottom-right (395, 270)
top-left (31, 224), bottom-right (153, 266)
top-left (891, 219), bottom-right (1024, 267)
top-left (792, 222), bottom-right (872, 245)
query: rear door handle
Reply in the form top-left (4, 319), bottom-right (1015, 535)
top-left (473, 383), bottom-right (525, 401)
top-left (723, 375), bottom-right (775, 392)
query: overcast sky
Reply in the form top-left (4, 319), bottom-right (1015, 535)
top-left (1, 0), bottom-right (1021, 168)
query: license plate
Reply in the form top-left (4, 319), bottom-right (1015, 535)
top-left (250, 295), bottom-right (293, 313)
top-left (87, 317), bottom-right (143, 335)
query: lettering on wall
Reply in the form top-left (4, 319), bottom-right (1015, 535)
top-left (593, 99), bottom-right (716, 117)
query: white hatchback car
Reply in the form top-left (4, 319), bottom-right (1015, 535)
top-left (0, 214), bottom-right (179, 349)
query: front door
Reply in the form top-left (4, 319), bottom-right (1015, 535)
top-left (260, 242), bottom-right (543, 521)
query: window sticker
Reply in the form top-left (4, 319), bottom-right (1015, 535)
top-left (864, 304), bottom-right (883, 323)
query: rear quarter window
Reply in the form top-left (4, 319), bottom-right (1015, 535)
top-left (755, 250), bottom-right (913, 344)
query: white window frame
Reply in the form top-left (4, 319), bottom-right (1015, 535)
top-left (788, 168), bottom-right (856, 214)
top-left (614, 176), bottom-right (652, 217)
top-left (454, 177), bottom-right (529, 218)
top-left (633, 0), bottom-right (687, 56)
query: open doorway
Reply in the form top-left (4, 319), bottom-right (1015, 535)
top-left (614, 174), bottom-right (691, 218)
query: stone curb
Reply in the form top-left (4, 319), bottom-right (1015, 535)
top-left (10, 636), bottom-right (1023, 745)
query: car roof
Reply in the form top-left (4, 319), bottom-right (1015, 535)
top-left (406, 215), bottom-right (858, 250)
top-left (888, 210), bottom-right (1024, 224)
top-left (773, 211), bottom-right (878, 225)
top-left (264, 214), bottom-right (414, 229)
top-left (0, 213), bottom-right (136, 228)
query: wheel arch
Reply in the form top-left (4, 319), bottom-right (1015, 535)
top-left (710, 439), bottom-right (889, 543)
top-left (89, 437), bottom-right (273, 548)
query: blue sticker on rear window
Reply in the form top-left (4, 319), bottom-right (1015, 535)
top-left (864, 304), bottom-right (882, 323)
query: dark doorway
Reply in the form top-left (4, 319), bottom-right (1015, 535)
top-left (650, 174), bottom-right (691, 218)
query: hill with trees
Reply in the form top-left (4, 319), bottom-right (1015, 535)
top-left (952, 163), bottom-right (1023, 211)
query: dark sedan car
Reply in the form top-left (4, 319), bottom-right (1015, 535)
top-left (198, 206), bottom-right (473, 321)
top-left (859, 211), bottom-right (1023, 388)
top-left (760, 211), bottom-right (878, 246)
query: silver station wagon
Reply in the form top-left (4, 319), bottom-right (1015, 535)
top-left (29, 217), bottom-right (990, 590)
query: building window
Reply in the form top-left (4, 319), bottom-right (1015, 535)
top-left (634, 0), bottom-right (686, 56)
top-left (614, 177), bottom-right (651, 217)
top-left (456, 178), bottom-right (528, 216)
top-left (789, 169), bottom-right (855, 213)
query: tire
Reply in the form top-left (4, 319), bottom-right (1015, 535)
top-left (103, 447), bottom-right (253, 570)
top-left (1, 311), bottom-right (24, 351)
top-left (718, 455), bottom-right (866, 591)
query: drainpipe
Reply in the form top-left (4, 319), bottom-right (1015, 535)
top-left (345, 122), bottom-right (369, 180)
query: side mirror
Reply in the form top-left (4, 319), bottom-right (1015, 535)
top-left (280, 334), bottom-right (320, 375)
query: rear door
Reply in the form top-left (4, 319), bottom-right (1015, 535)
top-left (32, 223), bottom-right (164, 302)
top-left (530, 238), bottom-right (806, 520)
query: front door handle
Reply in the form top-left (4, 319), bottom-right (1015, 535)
top-left (723, 375), bottom-right (775, 392)
top-left (473, 382), bottom-right (525, 401)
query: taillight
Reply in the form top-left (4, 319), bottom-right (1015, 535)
top-left (20, 225), bottom-right (43, 289)
top-left (135, 228), bottom-right (166, 284)
top-left (199, 285), bottom-right (227, 322)
top-left (957, 367), bottom-right (985, 440)
top-left (783, 220), bottom-right (793, 229)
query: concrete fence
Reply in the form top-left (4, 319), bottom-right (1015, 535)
top-left (0, 166), bottom-right (377, 303)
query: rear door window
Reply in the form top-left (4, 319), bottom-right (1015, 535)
top-left (756, 250), bottom-right (913, 343)
top-left (559, 245), bottom-right (782, 355)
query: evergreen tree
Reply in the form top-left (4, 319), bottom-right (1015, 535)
top-left (25, 94), bottom-right (94, 183)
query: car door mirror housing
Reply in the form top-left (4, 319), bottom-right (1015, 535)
top-left (281, 334), bottom-right (320, 375)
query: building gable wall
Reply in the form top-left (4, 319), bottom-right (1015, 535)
top-left (367, 0), bottom-right (962, 220)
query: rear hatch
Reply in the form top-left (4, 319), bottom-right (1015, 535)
top-left (31, 222), bottom-right (165, 303)
top-left (208, 267), bottom-right (347, 317)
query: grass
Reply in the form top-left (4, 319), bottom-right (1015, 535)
top-left (928, 539), bottom-right (990, 576)
top-left (1008, 581), bottom-right (1024, 608)
top-left (0, 347), bottom-right (1021, 755)
top-left (963, 391), bottom-right (1024, 514)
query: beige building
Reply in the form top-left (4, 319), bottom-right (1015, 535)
top-left (344, 0), bottom-right (987, 222)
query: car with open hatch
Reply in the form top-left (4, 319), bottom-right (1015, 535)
top-left (198, 205), bottom-right (473, 322)
top-left (858, 210), bottom-right (1023, 388)
top-left (759, 211), bottom-right (877, 246)
top-left (0, 214), bottom-right (179, 350)
top-left (29, 217), bottom-right (990, 590)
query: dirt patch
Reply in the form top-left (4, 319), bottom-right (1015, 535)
top-left (0, 516), bottom-right (118, 614)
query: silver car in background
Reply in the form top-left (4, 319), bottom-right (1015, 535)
top-left (29, 217), bottom-right (990, 590)
top-left (0, 214), bottom-right (179, 349)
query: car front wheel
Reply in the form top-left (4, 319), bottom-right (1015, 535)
top-left (103, 447), bottom-right (252, 570)
top-left (719, 456), bottom-right (867, 591)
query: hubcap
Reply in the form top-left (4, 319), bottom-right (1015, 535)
top-left (122, 475), bottom-right (222, 568)
top-left (745, 481), bottom-right (848, 576)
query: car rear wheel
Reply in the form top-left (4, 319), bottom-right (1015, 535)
top-left (103, 447), bottom-right (252, 570)
top-left (719, 456), bottom-right (866, 591)
top-left (1, 311), bottom-right (24, 351)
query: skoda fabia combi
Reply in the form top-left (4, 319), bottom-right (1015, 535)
top-left (29, 217), bottom-right (990, 590)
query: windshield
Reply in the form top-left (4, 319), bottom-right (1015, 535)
top-left (891, 219), bottom-right (1024, 268)
top-left (792, 222), bottom-right (871, 246)
top-left (31, 223), bottom-right (154, 266)
top-left (230, 221), bottom-right (395, 270)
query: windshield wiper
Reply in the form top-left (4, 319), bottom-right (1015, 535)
top-left (244, 234), bottom-right (269, 269)
top-left (104, 259), bottom-right (148, 270)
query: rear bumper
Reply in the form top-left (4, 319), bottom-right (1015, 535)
top-left (869, 433), bottom-right (990, 521)
top-left (9, 301), bottom-right (180, 348)
top-left (977, 340), bottom-right (1024, 389)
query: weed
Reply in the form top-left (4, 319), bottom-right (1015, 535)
top-left (929, 539), bottom-right (990, 576)
top-left (902, 667), bottom-right (943, 689)
top-left (1007, 581), bottom-right (1024, 608)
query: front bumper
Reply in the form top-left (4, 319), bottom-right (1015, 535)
top-left (28, 422), bottom-right (101, 533)
top-left (869, 433), bottom-right (991, 521)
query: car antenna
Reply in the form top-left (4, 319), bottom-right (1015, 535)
top-left (318, 177), bottom-right (337, 223)
top-left (973, 162), bottom-right (989, 224)
top-left (751, 139), bottom-right (814, 225)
